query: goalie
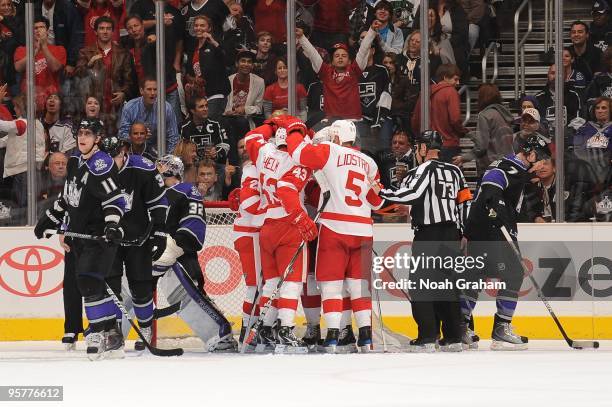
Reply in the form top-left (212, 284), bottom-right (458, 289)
top-left (153, 154), bottom-right (237, 352)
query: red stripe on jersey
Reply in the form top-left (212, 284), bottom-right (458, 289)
top-left (233, 225), bottom-right (260, 233)
top-left (351, 297), bottom-right (372, 312)
top-left (322, 298), bottom-right (343, 313)
top-left (277, 298), bottom-right (299, 311)
top-left (320, 212), bottom-right (374, 224)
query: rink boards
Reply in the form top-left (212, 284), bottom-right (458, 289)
top-left (0, 224), bottom-right (611, 341)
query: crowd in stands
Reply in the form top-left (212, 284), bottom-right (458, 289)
top-left (0, 0), bottom-right (608, 224)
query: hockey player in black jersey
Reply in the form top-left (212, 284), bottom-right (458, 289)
top-left (34, 119), bottom-right (128, 360)
top-left (462, 134), bottom-right (551, 350)
top-left (153, 154), bottom-right (237, 352)
top-left (180, 96), bottom-right (230, 164)
top-left (100, 135), bottom-right (168, 353)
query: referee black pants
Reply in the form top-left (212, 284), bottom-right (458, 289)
top-left (409, 223), bottom-right (463, 343)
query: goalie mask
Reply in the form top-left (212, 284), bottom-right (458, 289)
top-left (330, 120), bottom-right (356, 144)
top-left (156, 154), bottom-right (185, 179)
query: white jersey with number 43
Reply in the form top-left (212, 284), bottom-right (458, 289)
top-left (290, 140), bottom-right (383, 236)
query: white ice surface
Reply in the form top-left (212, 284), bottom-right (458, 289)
top-left (1, 340), bottom-right (611, 407)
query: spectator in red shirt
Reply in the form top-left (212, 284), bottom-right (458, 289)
top-left (251, 0), bottom-right (285, 46)
top-left (303, 0), bottom-right (360, 50)
top-left (76, 0), bottom-right (125, 47)
top-left (411, 63), bottom-right (468, 162)
top-left (14, 16), bottom-right (66, 113)
top-left (263, 57), bottom-right (307, 119)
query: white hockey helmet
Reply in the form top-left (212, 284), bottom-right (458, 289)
top-left (312, 126), bottom-right (332, 145)
top-left (330, 120), bottom-right (357, 144)
top-left (156, 154), bottom-right (184, 179)
top-left (274, 127), bottom-right (288, 147)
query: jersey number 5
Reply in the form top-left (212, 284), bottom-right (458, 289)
top-left (345, 170), bottom-right (365, 207)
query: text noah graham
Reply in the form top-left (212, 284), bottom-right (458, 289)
top-left (373, 278), bottom-right (506, 291)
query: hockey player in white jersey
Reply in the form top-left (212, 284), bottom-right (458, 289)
top-left (283, 116), bottom-right (384, 353)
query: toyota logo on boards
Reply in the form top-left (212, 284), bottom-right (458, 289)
top-left (0, 246), bottom-right (64, 297)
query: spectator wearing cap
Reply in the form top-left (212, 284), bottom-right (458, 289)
top-left (370, 0), bottom-right (404, 55)
top-left (573, 96), bottom-right (612, 186)
top-left (512, 95), bottom-right (549, 136)
top-left (303, 0), bottom-right (360, 51)
top-left (453, 83), bottom-right (513, 177)
top-left (296, 19), bottom-right (377, 139)
top-left (590, 0), bottom-right (612, 52)
top-left (535, 64), bottom-right (583, 127)
top-left (568, 20), bottom-right (603, 83)
top-left (512, 107), bottom-right (545, 153)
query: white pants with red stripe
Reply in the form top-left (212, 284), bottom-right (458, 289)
top-left (234, 233), bottom-right (262, 328)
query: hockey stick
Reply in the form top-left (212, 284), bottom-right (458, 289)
top-left (241, 270), bottom-right (264, 348)
top-left (44, 224), bottom-right (152, 247)
top-left (371, 266), bottom-right (387, 353)
top-left (105, 283), bottom-right (184, 357)
top-left (372, 248), bottom-right (411, 301)
top-left (500, 226), bottom-right (599, 350)
top-left (241, 190), bottom-right (331, 353)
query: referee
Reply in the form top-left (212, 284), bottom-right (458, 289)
top-left (375, 130), bottom-right (473, 352)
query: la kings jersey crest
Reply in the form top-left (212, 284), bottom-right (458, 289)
top-left (359, 64), bottom-right (391, 123)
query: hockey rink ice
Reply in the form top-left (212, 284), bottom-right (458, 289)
top-left (1, 340), bottom-right (611, 407)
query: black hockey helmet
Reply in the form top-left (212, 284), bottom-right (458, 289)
top-left (100, 135), bottom-right (124, 157)
top-left (417, 130), bottom-right (443, 150)
top-left (156, 154), bottom-right (184, 179)
top-left (77, 118), bottom-right (104, 137)
top-left (522, 134), bottom-right (551, 161)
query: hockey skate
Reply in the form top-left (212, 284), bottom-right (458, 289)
top-left (275, 326), bottom-right (309, 354)
top-left (438, 338), bottom-right (463, 352)
top-left (408, 338), bottom-right (436, 353)
top-left (323, 328), bottom-right (340, 354)
top-left (62, 333), bottom-right (78, 351)
top-left (302, 324), bottom-right (322, 353)
top-left (462, 327), bottom-right (480, 350)
top-left (357, 326), bottom-right (372, 353)
top-left (335, 325), bottom-right (358, 354)
top-left (255, 325), bottom-right (276, 353)
top-left (105, 325), bottom-right (125, 359)
top-left (490, 316), bottom-right (528, 351)
top-left (209, 334), bottom-right (239, 353)
top-left (135, 326), bottom-right (152, 353)
top-left (86, 331), bottom-right (106, 361)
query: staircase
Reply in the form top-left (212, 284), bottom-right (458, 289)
top-left (458, 0), bottom-right (593, 187)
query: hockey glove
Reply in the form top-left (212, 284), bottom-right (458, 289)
top-left (263, 118), bottom-right (279, 134)
top-left (288, 210), bottom-right (318, 242)
top-left (228, 188), bottom-right (241, 211)
top-left (104, 222), bottom-right (124, 243)
top-left (153, 235), bottom-right (185, 268)
top-left (34, 209), bottom-right (62, 239)
top-left (274, 115), bottom-right (307, 136)
top-left (150, 230), bottom-right (168, 261)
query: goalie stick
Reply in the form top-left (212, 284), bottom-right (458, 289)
top-left (105, 283), bottom-right (184, 357)
top-left (241, 173), bottom-right (331, 353)
top-left (500, 226), bottom-right (599, 350)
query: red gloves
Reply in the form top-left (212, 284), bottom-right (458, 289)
top-left (267, 115), bottom-right (307, 136)
top-left (228, 188), bottom-right (241, 211)
top-left (288, 210), bottom-right (318, 242)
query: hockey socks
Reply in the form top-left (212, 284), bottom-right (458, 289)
top-left (133, 297), bottom-right (154, 328)
top-left (84, 295), bottom-right (116, 331)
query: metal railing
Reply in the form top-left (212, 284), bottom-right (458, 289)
top-left (543, 0), bottom-right (554, 53)
top-left (459, 85), bottom-right (471, 126)
top-left (514, 0), bottom-right (533, 99)
top-left (482, 41), bottom-right (499, 84)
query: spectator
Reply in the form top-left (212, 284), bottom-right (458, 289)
top-left (295, 20), bottom-right (328, 89)
top-left (303, 0), bottom-right (359, 51)
top-left (119, 77), bottom-right (179, 152)
top-left (14, 16), bottom-right (66, 113)
top-left (519, 157), bottom-right (556, 223)
top-left (562, 48), bottom-right (587, 93)
top-left (357, 30), bottom-right (391, 153)
top-left (252, 31), bottom-right (277, 86)
top-left (396, 30), bottom-right (442, 83)
top-left (573, 96), bottom-right (612, 186)
top-left (173, 137), bottom-right (198, 176)
top-left (76, 0), bottom-right (125, 47)
top-left (0, 95), bottom-right (45, 211)
top-left (181, 0), bottom-right (229, 55)
top-left (381, 52), bottom-right (413, 145)
top-left (222, 1), bottom-right (256, 68)
top-left (263, 57), bottom-right (307, 119)
top-left (452, 83), bottom-right (513, 176)
top-left (568, 20), bottom-right (603, 83)
top-left (181, 95), bottom-right (230, 164)
top-left (37, 151), bottom-right (68, 212)
top-left (589, 0), bottom-right (612, 52)
top-left (250, 0), bottom-right (285, 47)
top-left (412, 63), bottom-right (468, 162)
top-left (511, 95), bottom-right (549, 135)
top-left (0, 0), bottom-right (22, 88)
top-left (459, 0), bottom-right (486, 52)
top-left (40, 93), bottom-right (75, 154)
top-left (296, 21), bottom-right (376, 130)
top-left (512, 107), bottom-right (546, 153)
top-left (124, 14), bottom-right (184, 126)
top-left (183, 15), bottom-right (229, 120)
top-left (224, 50), bottom-right (264, 125)
top-left (378, 129), bottom-right (416, 189)
top-left (127, 121), bottom-right (158, 160)
top-left (75, 16), bottom-right (133, 136)
top-left (585, 47), bottom-right (612, 106)
top-left (370, 0), bottom-right (404, 55)
top-left (535, 64), bottom-right (583, 127)
top-left (305, 80), bottom-right (324, 128)
top-left (423, 7), bottom-right (455, 65)
top-left (196, 158), bottom-right (225, 201)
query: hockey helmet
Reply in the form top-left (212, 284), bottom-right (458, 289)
top-left (522, 134), bottom-right (551, 161)
top-left (417, 130), bottom-right (443, 150)
top-left (77, 118), bottom-right (104, 137)
top-left (329, 120), bottom-right (356, 144)
top-left (100, 135), bottom-right (124, 157)
top-left (274, 127), bottom-right (287, 147)
top-left (156, 154), bottom-right (184, 179)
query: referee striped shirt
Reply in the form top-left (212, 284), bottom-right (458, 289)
top-left (380, 159), bottom-right (472, 230)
